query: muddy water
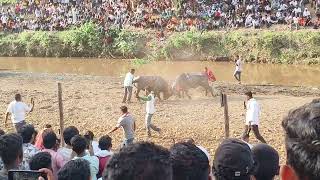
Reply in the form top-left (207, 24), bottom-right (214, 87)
top-left (0, 57), bottom-right (319, 87)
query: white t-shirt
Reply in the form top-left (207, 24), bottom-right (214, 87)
top-left (235, 59), bottom-right (242, 72)
top-left (91, 141), bottom-right (101, 155)
top-left (123, 72), bottom-right (134, 87)
top-left (6, 101), bottom-right (32, 123)
top-left (57, 147), bottom-right (73, 162)
top-left (146, 94), bottom-right (156, 114)
top-left (245, 98), bottom-right (260, 125)
top-left (303, 10), bottom-right (310, 17)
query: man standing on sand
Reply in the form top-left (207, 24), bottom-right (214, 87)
top-left (5, 94), bottom-right (34, 132)
top-left (204, 67), bottom-right (216, 82)
top-left (122, 69), bottom-right (135, 103)
top-left (242, 91), bottom-right (267, 143)
top-left (108, 106), bottom-right (136, 147)
top-left (233, 55), bottom-right (242, 84)
top-left (139, 91), bottom-right (161, 137)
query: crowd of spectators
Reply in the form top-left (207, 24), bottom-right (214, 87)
top-left (0, 98), bottom-right (319, 180)
top-left (1, 0), bottom-right (320, 33)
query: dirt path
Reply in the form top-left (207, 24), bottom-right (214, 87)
top-left (0, 71), bottom-right (319, 165)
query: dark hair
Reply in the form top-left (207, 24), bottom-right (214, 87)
top-left (15, 94), bottom-right (21, 101)
top-left (63, 126), bottom-right (79, 146)
top-left (29, 152), bottom-right (52, 170)
top-left (245, 91), bottom-right (253, 98)
top-left (103, 142), bottom-right (172, 180)
top-left (84, 131), bottom-right (94, 141)
top-left (120, 106), bottom-right (128, 113)
top-left (45, 124), bottom-right (52, 129)
top-left (0, 133), bottom-right (23, 167)
top-left (98, 135), bottom-right (112, 150)
top-left (282, 99), bottom-right (320, 180)
top-left (18, 124), bottom-right (36, 143)
top-left (43, 131), bottom-right (58, 149)
top-left (71, 135), bottom-right (87, 155)
top-left (130, 69), bottom-right (135, 73)
top-left (58, 159), bottom-right (91, 180)
top-left (252, 144), bottom-right (279, 180)
top-left (170, 142), bottom-right (209, 180)
top-left (0, 129), bottom-right (5, 136)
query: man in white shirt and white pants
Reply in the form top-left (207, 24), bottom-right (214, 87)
top-left (139, 91), bottom-right (161, 137)
top-left (242, 91), bottom-right (267, 143)
top-left (233, 55), bottom-right (242, 84)
top-left (122, 69), bottom-right (135, 103)
top-left (5, 94), bottom-right (34, 132)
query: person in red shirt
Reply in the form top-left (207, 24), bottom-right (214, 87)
top-left (204, 67), bottom-right (216, 82)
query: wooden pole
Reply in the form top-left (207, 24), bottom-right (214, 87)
top-left (223, 94), bottom-right (230, 138)
top-left (58, 83), bottom-right (65, 147)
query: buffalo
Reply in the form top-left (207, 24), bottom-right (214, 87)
top-left (133, 76), bottom-right (171, 100)
top-left (172, 73), bottom-right (214, 99)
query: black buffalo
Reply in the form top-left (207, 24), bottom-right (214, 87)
top-left (133, 76), bottom-right (171, 100)
top-left (172, 73), bottom-right (214, 99)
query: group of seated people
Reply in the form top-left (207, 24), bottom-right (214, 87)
top-left (0, 98), bottom-right (319, 180)
top-left (1, 0), bottom-right (320, 33)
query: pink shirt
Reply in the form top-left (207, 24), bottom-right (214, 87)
top-left (42, 149), bottom-right (67, 179)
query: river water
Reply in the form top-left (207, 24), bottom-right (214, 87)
top-left (0, 57), bottom-right (319, 87)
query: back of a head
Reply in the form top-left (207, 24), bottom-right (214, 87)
top-left (58, 159), bottom-right (91, 180)
top-left (0, 133), bottom-right (23, 168)
top-left (170, 142), bottom-right (209, 180)
top-left (99, 135), bottom-right (112, 150)
top-left (29, 152), bottom-right (52, 170)
top-left (84, 130), bottom-right (94, 141)
top-left (15, 94), bottom-right (21, 101)
top-left (63, 126), bottom-right (79, 146)
top-left (282, 99), bottom-right (320, 180)
top-left (213, 138), bottom-right (254, 180)
top-left (71, 135), bottom-right (87, 155)
top-left (103, 142), bottom-right (171, 180)
top-left (18, 124), bottom-right (36, 143)
top-left (245, 91), bottom-right (253, 98)
top-left (0, 129), bottom-right (5, 136)
top-left (43, 131), bottom-right (57, 149)
top-left (120, 106), bottom-right (128, 113)
top-left (252, 144), bottom-right (279, 180)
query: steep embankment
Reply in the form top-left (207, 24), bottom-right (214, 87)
top-left (0, 23), bottom-right (320, 64)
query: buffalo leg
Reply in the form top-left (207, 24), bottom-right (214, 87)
top-left (207, 86), bottom-right (214, 97)
top-left (185, 90), bottom-right (191, 99)
top-left (136, 89), bottom-right (141, 101)
top-left (202, 82), bottom-right (214, 97)
top-left (156, 92), bottom-right (162, 101)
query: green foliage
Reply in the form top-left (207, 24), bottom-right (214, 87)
top-left (0, 0), bottom-right (16, 5)
top-left (113, 30), bottom-right (146, 58)
top-left (0, 25), bottom-right (319, 64)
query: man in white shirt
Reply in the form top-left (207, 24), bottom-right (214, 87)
top-left (233, 55), bottom-right (242, 84)
top-left (242, 91), bottom-right (267, 143)
top-left (122, 69), bottom-right (135, 103)
top-left (5, 94), bottom-right (34, 132)
top-left (139, 91), bottom-right (161, 137)
top-left (303, 8), bottom-right (311, 18)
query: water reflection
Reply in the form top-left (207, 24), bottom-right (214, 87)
top-left (0, 57), bottom-right (319, 87)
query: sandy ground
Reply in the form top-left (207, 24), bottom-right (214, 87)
top-left (0, 71), bottom-right (319, 166)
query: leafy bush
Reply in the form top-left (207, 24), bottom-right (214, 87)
top-left (0, 25), bottom-right (319, 64)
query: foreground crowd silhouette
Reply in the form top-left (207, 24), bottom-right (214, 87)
top-left (0, 97), bottom-right (319, 180)
top-left (1, 0), bottom-right (320, 32)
